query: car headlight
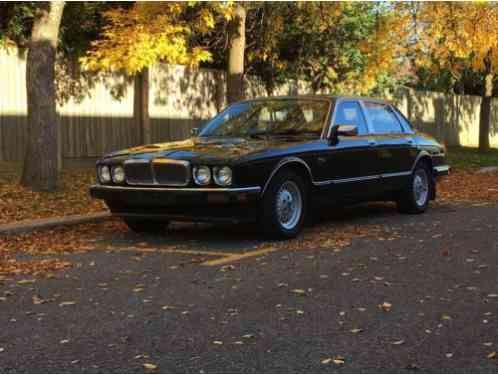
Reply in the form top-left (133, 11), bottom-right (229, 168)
top-left (213, 166), bottom-right (232, 186)
top-left (111, 165), bottom-right (125, 183)
top-left (98, 165), bottom-right (111, 184)
top-left (193, 166), bottom-right (211, 185)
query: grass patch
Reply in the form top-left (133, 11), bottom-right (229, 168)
top-left (446, 146), bottom-right (498, 170)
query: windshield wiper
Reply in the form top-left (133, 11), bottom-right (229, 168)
top-left (272, 130), bottom-right (319, 137)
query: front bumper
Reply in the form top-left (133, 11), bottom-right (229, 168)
top-left (89, 185), bottom-right (261, 223)
top-left (433, 164), bottom-right (450, 177)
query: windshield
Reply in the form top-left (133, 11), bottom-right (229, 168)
top-left (199, 99), bottom-right (330, 138)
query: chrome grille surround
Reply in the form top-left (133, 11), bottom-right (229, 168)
top-left (123, 158), bottom-right (191, 186)
top-left (151, 158), bottom-right (191, 187)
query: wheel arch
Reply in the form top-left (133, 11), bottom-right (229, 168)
top-left (412, 151), bottom-right (436, 200)
top-left (261, 157), bottom-right (314, 196)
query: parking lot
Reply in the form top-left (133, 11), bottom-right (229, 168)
top-left (0, 201), bottom-right (497, 373)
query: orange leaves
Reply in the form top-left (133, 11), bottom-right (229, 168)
top-left (0, 169), bottom-right (105, 226)
top-left (438, 170), bottom-right (498, 203)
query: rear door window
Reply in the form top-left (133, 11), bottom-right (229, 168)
top-left (364, 102), bottom-right (403, 134)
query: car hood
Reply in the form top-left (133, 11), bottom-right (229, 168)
top-left (103, 137), bottom-right (312, 164)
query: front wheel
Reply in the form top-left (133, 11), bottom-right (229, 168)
top-left (259, 169), bottom-right (308, 239)
top-left (122, 218), bottom-right (169, 234)
top-left (397, 161), bottom-right (432, 214)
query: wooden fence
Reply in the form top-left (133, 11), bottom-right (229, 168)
top-left (1, 48), bottom-right (498, 163)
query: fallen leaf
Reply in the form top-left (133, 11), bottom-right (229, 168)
top-left (0, 347), bottom-right (4, 353)
top-left (333, 356), bottom-right (345, 365)
top-left (392, 340), bottom-right (405, 345)
top-left (445, 353), bottom-right (453, 358)
top-left (60, 339), bottom-right (70, 344)
top-left (350, 328), bottom-right (363, 334)
top-left (234, 341), bottom-right (244, 345)
top-left (290, 289), bottom-right (306, 296)
top-left (212, 340), bottom-right (223, 345)
top-left (441, 314), bottom-right (452, 321)
top-left (242, 334), bottom-right (255, 339)
top-left (296, 310), bottom-right (305, 315)
top-left (488, 351), bottom-right (497, 359)
top-left (378, 302), bottom-right (392, 312)
top-left (59, 301), bottom-right (76, 307)
top-left (143, 363), bottom-right (157, 370)
top-left (321, 358), bottom-right (332, 364)
top-left (161, 305), bottom-right (174, 310)
top-left (17, 279), bottom-right (36, 285)
top-left (32, 295), bottom-right (45, 305)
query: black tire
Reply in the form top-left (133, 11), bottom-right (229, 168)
top-left (397, 161), bottom-right (433, 214)
top-left (259, 169), bottom-right (308, 239)
top-left (122, 218), bottom-right (169, 233)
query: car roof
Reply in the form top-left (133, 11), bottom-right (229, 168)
top-left (242, 95), bottom-right (392, 105)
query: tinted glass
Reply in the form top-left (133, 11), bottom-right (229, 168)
top-left (200, 99), bottom-right (330, 138)
top-left (333, 101), bottom-right (368, 135)
top-left (393, 107), bottom-right (413, 132)
top-left (364, 102), bottom-right (403, 134)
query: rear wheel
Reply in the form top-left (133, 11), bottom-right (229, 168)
top-left (122, 218), bottom-right (169, 234)
top-left (259, 169), bottom-right (308, 239)
top-left (397, 161), bottom-right (432, 214)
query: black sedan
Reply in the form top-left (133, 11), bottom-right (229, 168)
top-left (90, 96), bottom-right (450, 238)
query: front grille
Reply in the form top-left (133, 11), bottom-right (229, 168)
top-left (124, 160), bottom-right (154, 185)
top-left (152, 159), bottom-right (190, 186)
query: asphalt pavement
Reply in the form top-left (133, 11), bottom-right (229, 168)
top-left (0, 202), bottom-right (497, 373)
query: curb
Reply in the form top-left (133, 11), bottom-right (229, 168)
top-left (0, 212), bottom-right (112, 236)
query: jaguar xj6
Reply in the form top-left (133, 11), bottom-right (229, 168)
top-left (90, 96), bottom-right (450, 238)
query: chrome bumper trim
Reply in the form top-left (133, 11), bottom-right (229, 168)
top-left (91, 185), bottom-right (261, 193)
top-left (433, 165), bottom-right (450, 173)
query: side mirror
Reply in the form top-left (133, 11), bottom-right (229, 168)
top-left (190, 127), bottom-right (199, 137)
top-left (329, 124), bottom-right (358, 144)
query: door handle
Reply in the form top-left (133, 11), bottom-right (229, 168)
top-left (368, 140), bottom-right (377, 147)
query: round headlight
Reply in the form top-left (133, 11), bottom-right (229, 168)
top-left (98, 165), bottom-right (111, 184)
top-left (112, 165), bottom-right (125, 183)
top-left (193, 166), bottom-right (211, 185)
top-left (214, 166), bottom-right (232, 186)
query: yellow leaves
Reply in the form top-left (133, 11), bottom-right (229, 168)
top-left (488, 351), bottom-right (497, 359)
top-left (82, 2), bottom-right (228, 74)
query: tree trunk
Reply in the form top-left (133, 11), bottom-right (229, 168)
top-left (479, 72), bottom-right (493, 152)
top-left (134, 68), bottom-right (151, 144)
top-left (226, 4), bottom-right (246, 104)
top-left (21, 2), bottom-right (65, 191)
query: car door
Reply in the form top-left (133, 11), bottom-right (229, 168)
top-left (316, 100), bottom-right (382, 200)
top-left (361, 101), bottom-right (417, 192)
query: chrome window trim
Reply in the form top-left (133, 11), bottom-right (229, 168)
top-left (91, 184), bottom-right (261, 193)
